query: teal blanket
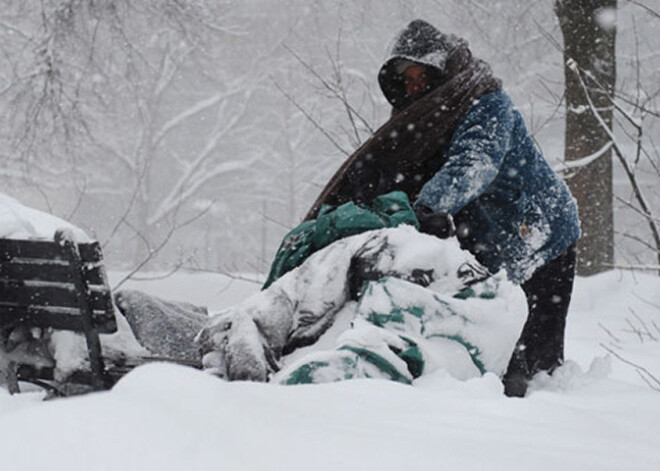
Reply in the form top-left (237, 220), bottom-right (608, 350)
top-left (275, 275), bottom-right (513, 385)
top-left (263, 192), bottom-right (418, 289)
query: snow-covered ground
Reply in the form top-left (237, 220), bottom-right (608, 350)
top-left (1, 268), bottom-right (659, 470)
top-left (1, 194), bottom-right (659, 470)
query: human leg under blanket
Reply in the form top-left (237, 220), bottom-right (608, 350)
top-left (196, 235), bottom-right (370, 381)
top-left (274, 276), bottom-right (524, 385)
top-left (196, 226), bottom-right (494, 382)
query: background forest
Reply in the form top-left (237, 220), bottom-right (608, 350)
top-left (0, 0), bottom-right (657, 279)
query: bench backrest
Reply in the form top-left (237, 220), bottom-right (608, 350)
top-left (0, 233), bottom-right (117, 334)
top-left (0, 230), bottom-right (117, 392)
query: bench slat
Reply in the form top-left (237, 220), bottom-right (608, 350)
top-left (0, 262), bottom-right (104, 285)
top-left (0, 282), bottom-right (112, 311)
top-left (0, 305), bottom-right (117, 333)
top-left (0, 239), bottom-right (102, 263)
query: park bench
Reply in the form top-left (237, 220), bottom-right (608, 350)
top-left (0, 229), bottom-right (203, 396)
top-left (0, 229), bottom-right (117, 394)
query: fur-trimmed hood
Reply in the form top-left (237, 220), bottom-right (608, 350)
top-left (378, 20), bottom-right (468, 109)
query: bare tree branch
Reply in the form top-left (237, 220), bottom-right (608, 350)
top-left (554, 142), bottom-right (613, 175)
top-left (283, 43), bottom-right (374, 135)
top-left (113, 202), bottom-right (213, 290)
top-left (569, 59), bottom-right (660, 268)
top-left (600, 343), bottom-right (660, 392)
top-left (271, 78), bottom-right (351, 157)
top-left (626, 0), bottom-right (660, 19)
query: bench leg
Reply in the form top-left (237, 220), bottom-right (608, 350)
top-left (2, 360), bottom-right (20, 394)
top-left (83, 328), bottom-right (107, 390)
top-left (56, 230), bottom-right (109, 391)
top-left (1, 339), bottom-right (20, 393)
top-left (6, 362), bottom-right (20, 394)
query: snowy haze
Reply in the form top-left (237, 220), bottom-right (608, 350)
top-left (0, 1), bottom-right (657, 274)
top-left (0, 3), bottom-right (659, 466)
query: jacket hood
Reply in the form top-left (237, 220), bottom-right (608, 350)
top-left (379, 20), bottom-right (467, 108)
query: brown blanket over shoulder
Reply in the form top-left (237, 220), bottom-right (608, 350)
top-left (304, 44), bottom-right (501, 220)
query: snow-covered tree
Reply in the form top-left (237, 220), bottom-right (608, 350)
top-left (556, 0), bottom-right (617, 276)
top-left (0, 0), bottom-right (265, 266)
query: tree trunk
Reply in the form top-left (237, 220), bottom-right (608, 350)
top-left (555, 0), bottom-right (617, 275)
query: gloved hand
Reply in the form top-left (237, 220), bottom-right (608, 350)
top-left (195, 310), bottom-right (276, 382)
top-left (414, 205), bottom-right (455, 239)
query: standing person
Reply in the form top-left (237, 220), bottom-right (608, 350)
top-left (306, 19), bottom-right (580, 397)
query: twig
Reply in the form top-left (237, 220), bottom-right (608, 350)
top-left (569, 61), bottom-right (660, 268)
top-left (653, 321), bottom-right (660, 338)
top-left (127, 261), bottom-right (187, 282)
top-left (613, 230), bottom-right (659, 253)
top-left (606, 263), bottom-right (660, 271)
top-left (624, 317), bottom-right (645, 343)
top-left (630, 308), bottom-right (658, 341)
top-left (600, 343), bottom-right (660, 392)
top-left (271, 78), bottom-right (350, 157)
top-left (102, 162), bottom-right (150, 249)
top-left (637, 370), bottom-right (660, 391)
top-left (615, 195), bottom-right (660, 224)
top-left (283, 43), bottom-right (374, 135)
top-left (627, 0), bottom-right (660, 19)
top-left (598, 322), bottom-right (622, 344)
top-left (553, 141), bottom-right (613, 174)
top-left (112, 204), bottom-right (212, 290)
top-left (170, 265), bottom-right (265, 285)
top-left (66, 179), bottom-right (88, 221)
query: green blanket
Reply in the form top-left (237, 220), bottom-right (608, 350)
top-left (263, 191), bottom-right (419, 289)
top-left (275, 276), bottom-right (508, 385)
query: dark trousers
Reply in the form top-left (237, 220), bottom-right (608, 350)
top-left (503, 243), bottom-right (577, 396)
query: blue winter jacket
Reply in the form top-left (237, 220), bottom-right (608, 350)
top-left (416, 89), bottom-right (580, 283)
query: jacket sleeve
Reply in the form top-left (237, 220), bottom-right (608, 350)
top-left (415, 91), bottom-right (514, 215)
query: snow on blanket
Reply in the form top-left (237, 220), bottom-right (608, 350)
top-left (195, 225), bottom-right (526, 384)
top-left (274, 275), bottom-right (524, 384)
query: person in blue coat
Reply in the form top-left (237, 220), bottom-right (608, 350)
top-left (389, 20), bottom-right (580, 397)
top-left (310, 20), bottom-right (580, 397)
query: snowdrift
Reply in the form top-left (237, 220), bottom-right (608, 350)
top-left (1, 269), bottom-right (660, 471)
top-left (1, 193), bottom-right (660, 470)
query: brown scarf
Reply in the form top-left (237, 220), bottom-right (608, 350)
top-left (304, 45), bottom-right (501, 220)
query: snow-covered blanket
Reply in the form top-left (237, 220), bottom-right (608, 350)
top-left (193, 226), bottom-right (526, 384)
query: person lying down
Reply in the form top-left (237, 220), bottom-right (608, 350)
top-left (115, 225), bottom-right (527, 386)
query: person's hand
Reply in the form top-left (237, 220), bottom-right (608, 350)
top-left (195, 311), bottom-right (275, 382)
top-left (414, 205), bottom-right (455, 239)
